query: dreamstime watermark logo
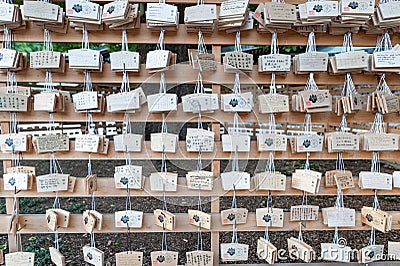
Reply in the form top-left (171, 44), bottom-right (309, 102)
top-left (135, 62), bottom-right (265, 205)
top-left (274, 237), bottom-right (398, 262)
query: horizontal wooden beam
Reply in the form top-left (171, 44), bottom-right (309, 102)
top-left (5, 212), bottom-right (400, 234)
top-left (1, 141), bottom-right (399, 161)
top-left (10, 22), bottom-right (398, 46)
top-left (2, 177), bottom-right (400, 198)
top-left (83, 0), bottom-right (309, 5)
top-left (2, 102), bottom-right (398, 124)
top-left (0, 64), bottom-right (392, 85)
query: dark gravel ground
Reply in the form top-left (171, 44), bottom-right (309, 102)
top-left (1, 159), bottom-right (400, 265)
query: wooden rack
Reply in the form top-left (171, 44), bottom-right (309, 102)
top-left (1, 7), bottom-right (400, 264)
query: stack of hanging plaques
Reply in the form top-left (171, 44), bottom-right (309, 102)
top-left (295, 0), bottom-right (338, 33)
top-left (254, 1), bottom-right (296, 33)
top-left (292, 89), bottom-right (333, 113)
top-left (146, 2), bottom-right (179, 31)
top-left (30, 50), bottom-right (65, 72)
top-left (146, 50), bottom-right (176, 73)
top-left (0, 48), bottom-right (27, 71)
top-left (371, 44), bottom-right (400, 73)
top-left (184, 3), bottom-right (217, 32)
top-left (366, 76), bottom-right (399, 114)
top-left (68, 48), bottom-right (102, 71)
top-left (330, 50), bottom-right (368, 74)
top-left (330, 0), bottom-right (374, 35)
top-left (299, 1), bottom-right (339, 23)
top-left (22, 0), bottom-right (67, 33)
top-left (65, 0), bottom-right (103, 30)
top-left (0, 1), bottom-right (24, 31)
top-left (370, 0), bottom-right (400, 32)
top-left (102, 0), bottom-right (141, 30)
top-left (218, 0), bottom-right (250, 31)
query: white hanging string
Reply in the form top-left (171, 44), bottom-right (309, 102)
top-left (161, 226), bottom-right (168, 251)
top-left (369, 113), bottom-right (385, 134)
top-left (43, 29), bottom-right (53, 52)
top-left (232, 112), bottom-right (240, 136)
top-left (124, 112), bottom-right (132, 135)
top-left (334, 184), bottom-right (344, 210)
top-left (336, 152), bottom-right (345, 172)
top-left (268, 113), bottom-right (276, 135)
top-left (270, 32), bottom-right (279, 55)
top-left (45, 70), bottom-right (55, 92)
top-left (368, 228), bottom-right (376, 246)
top-left (332, 227), bottom-right (339, 245)
top-left (10, 111), bottom-right (17, 135)
top-left (298, 221), bottom-right (303, 242)
top-left (195, 72), bottom-right (204, 94)
top-left (197, 109), bottom-right (203, 130)
top-left (156, 29), bottom-right (165, 51)
top-left (125, 184), bottom-right (132, 212)
top-left (304, 73), bottom-right (318, 92)
top-left (232, 72), bottom-right (241, 96)
top-left (263, 224), bottom-right (270, 242)
top-left (231, 220), bottom-right (239, 244)
top-left (161, 112), bottom-right (168, 134)
top-left (374, 32), bottom-right (392, 53)
top-left (159, 72), bottom-right (166, 94)
top-left (341, 32), bottom-right (353, 53)
top-left (7, 71), bottom-right (17, 94)
top-left (382, 31), bottom-right (392, 51)
top-left (197, 30), bottom-right (207, 54)
top-left (120, 70), bottom-right (130, 93)
top-left (303, 113), bottom-right (312, 172)
top-left (371, 152), bottom-right (380, 173)
top-left (303, 113), bottom-right (312, 135)
top-left (54, 229), bottom-right (60, 250)
top-left (82, 28), bottom-right (89, 50)
top-left (196, 30), bottom-right (207, 74)
top-left (339, 114), bottom-right (347, 134)
top-left (265, 152), bottom-right (275, 173)
top-left (265, 114), bottom-right (276, 172)
top-left (84, 71), bottom-right (93, 92)
top-left (121, 29), bottom-right (128, 52)
top-left (306, 31), bottom-right (316, 53)
top-left (234, 31), bottom-right (242, 52)
top-left (342, 73), bottom-right (357, 97)
top-left (196, 150), bottom-right (203, 172)
top-left (269, 73), bottom-right (276, 95)
top-left (3, 26), bottom-right (12, 49)
top-left (197, 188), bottom-right (203, 251)
top-left (376, 74), bottom-right (393, 96)
top-left (161, 113), bottom-right (168, 173)
top-left (231, 185), bottom-right (237, 209)
top-left (232, 146), bottom-right (239, 173)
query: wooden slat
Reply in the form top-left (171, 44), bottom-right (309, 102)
top-left (2, 177), bottom-right (400, 198)
top-left (6, 212), bottom-right (400, 234)
top-left (2, 102), bottom-right (398, 123)
top-left (87, 0), bottom-right (316, 4)
top-left (2, 141), bottom-right (400, 161)
top-left (10, 22), bottom-right (395, 46)
top-left (1, 64), bottom-right (394, 85)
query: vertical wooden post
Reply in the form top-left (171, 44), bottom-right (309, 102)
top-left (211, 44), bottom-right (221, 264)
top-left (1, 122), bottom-right (18, 252)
